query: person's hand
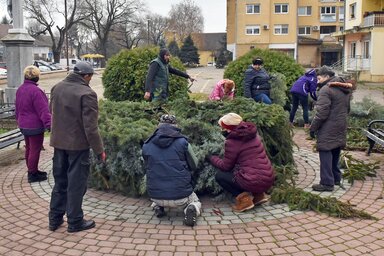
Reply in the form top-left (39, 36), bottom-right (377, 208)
top-left (309, 131), bottom-right (316, 139)
top-left (46, 127), bottom-right (51, 132)
top-left (97, 151), bottom-right (106, 163)
top-left (144, 92), bottom-right (151, 100)
top-left (189, 77), bottom-right (196, 83)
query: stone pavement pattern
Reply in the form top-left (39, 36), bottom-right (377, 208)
top-left (0, 129), bottom-right (383, 255)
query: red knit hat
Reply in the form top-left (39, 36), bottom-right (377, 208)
top-left (218, 113), bottom-right (243, 130)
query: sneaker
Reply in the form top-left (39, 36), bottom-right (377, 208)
top-left (184, 205), bottom-right (197, 227)
top-left (312, 184), bottom-right (334, 192)
top-left (28, 172), bottom-right (47, 183)
top-left (154, 205), bottom-right (166, 218)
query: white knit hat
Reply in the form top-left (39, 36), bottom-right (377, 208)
top-left (218, 113), bottom-right (243, 130)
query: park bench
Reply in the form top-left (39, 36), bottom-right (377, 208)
top-left (363, 120), bottom-right (384, 155)
top-left (0, 106), bottom-right (24, 150)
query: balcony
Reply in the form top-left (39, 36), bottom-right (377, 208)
top-left (320, 14), bottom-right (337, 22)
top-left (362, 12), bottom-right (384, 28)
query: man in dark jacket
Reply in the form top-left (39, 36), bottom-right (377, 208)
top-left (49, 61), bottom-right (105, 232)
top-left (144, 48), bottom-right (195, 102)
top-left (142, 114), bottom-right (201, 227)
top-left (310, 66), bottom-right (353, 192)
top-left (243, 57), bottom-right (272, 104)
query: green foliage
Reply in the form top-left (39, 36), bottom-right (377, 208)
top-left (215, 34), bottom-right (232, 67)
top-left (224, 48), bottom-right (304, 105)
top-left (179, 35), bottom-right (200, 65)
top-left (269, 73), bottom-right (288, 107)
top-left (168, 40), bottom-right (180, 57)
top-left (271, 185), bottom-right (377, 220)
top-left (102, 47), bottom-right (189, 102)
top-left (340, 152), bottom-right (379, 184)
top-left (89, 98), bottom-right (294, 196)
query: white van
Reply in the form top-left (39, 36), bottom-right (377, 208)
top-left (59, 58), bottom-right (80, 69)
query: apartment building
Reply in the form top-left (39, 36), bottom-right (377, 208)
top-left (333, 0), bottom-right (384, 82)
top-left (227, 0), bottom-right (344, 67)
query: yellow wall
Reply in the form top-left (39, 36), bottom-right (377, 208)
top-left (298, 45), bottom-right (319, 68)
top-left (199, 51), bottom-right (216, 66)
top-left (370, 27), bottom-right (384, 76)
top-left (362, 0), bottom-right (384, 13)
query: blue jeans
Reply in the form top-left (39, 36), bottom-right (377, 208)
top-left (289, 92), bottom-right (309, 124)
top-left (253, 93), bottom-right (272, 104)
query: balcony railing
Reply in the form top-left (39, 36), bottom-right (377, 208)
top-left (362, 13), bottom-right (384, 28)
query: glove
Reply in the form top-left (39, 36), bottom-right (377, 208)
top-left (309, 131), bottom-right (316, 139)
top-left (189, 77), bottom-right (196, 83)
top-left (97, 151), bottom-right (106, 163)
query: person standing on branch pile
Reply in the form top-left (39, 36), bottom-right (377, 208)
top-left (209, 113), bottom-right (275, 212)
top-left (310, 66), bottom-right (353, 192)
top-left (144, 48), bottom-right (196, 102)
top-left (48, 61), bottom-right (106, 233)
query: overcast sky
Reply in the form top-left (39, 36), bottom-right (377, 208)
top-left (0, 0), bottom-right (227, 33)
top-left (147, 0), bottom-right (226, 33)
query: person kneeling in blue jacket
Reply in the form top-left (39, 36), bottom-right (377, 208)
top-left (142, 114), bottom-right (201, 227)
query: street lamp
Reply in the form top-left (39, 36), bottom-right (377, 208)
top-left (147, 19), bottom-right (151, 46)
top-left (64, 0), bottom-right (69, 71)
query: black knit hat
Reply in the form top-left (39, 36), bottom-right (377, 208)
top-left (159, 48), bottom-right (170, 58)
top-left (159, 114), bottom-right (177, 124)
top-left (252, 57), bottom-right (263, 65)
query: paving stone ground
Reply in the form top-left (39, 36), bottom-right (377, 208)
top-left (0, 129), bottom-right (383, 256)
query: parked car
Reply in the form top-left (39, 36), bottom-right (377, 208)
top-left (38, 65), bottom-right (51, 72)
top-left (207, 62), bottom-right (216, 67)
top-left (34, 60), bottom-right (58, 71)
top-left (0, 62), bottom-right (6, 70)
top-left (0, 68), bottom-right (6, 76)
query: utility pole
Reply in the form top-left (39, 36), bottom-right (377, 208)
top-left (1, 0), bottom-right (35, 104)
top-left (65, 0), bottom-right (69, 72)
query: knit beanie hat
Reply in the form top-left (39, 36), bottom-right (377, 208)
top-left (159, 48), bottom-right (170, 58)
top-left (24, 65), bottom-right (41, 80)
top-left (218, 113), bottom-right (243, 130)
top-left (159, 114), bottom-right (177, 124)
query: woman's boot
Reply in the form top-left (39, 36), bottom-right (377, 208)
top-left (252, 192), bottom-right (269, 206)
top-left (232, 192), bottom-right (255, 212)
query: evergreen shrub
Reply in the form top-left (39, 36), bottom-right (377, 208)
top-left (102, 47), bottom-right (189, 102)
top-left (89, 98), bottom-right (293, 196)
top-left (224, 48), bottom-right (304, 105)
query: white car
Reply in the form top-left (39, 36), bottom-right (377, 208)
top-left (0, 68), bottom-right (7, 76)
top-left (38, 65), bottom-right (51, 72)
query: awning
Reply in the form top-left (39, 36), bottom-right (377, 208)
top-left (319, 44), bottom-right (343, 52)
top-left (81, 53), bottom-right (105, 59)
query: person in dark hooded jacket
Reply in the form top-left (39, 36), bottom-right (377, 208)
top-left (289, 69), bottom-right (318, 128)
top-left (142, 114), bottom-right (201, 227)
top-left (209, 113), bottom-right (275, 212)
top-left (310, 66), bottom-right (353, 192)
top-left (144, 48), bottom-right (195, 102)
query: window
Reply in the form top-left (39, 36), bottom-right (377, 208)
top-left (350, 3), bottom-right (356, 19)
top-left (246, 4), bottom-right (260, 14)
top-left (363, 41), bottom-right (370, 58)
top-left (246, 25), bottom-right (261, 35)
top-left (340, 26), bottom-right (344, 32)
top-left (320, 26), bottom-right (336, 34)
top-left (298, 26), bottom-right (311, 35)
top-left (275, 4), bottom-right (289, 14)
top-left (350, 42), bottom-right (356, 58)
top-left (298, 6), bottom-right (312, 16)
top-left (274, 24), bottom-right (289, 34)
top-left (321, 6), bottom-right (336, 14)
top-left (339, 6), bottom-right (344, 21)
top-left (320, 6), bottom-right (337, 22)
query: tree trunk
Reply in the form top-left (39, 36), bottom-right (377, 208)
top-left (53, 50), bottom-right (61, 64)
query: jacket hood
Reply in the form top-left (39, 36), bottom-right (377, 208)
top-left (227, 121), bottom-right (257, 141)
top-left (147, 124), bottom-right (186, 148)
top-left (305, 69), bottom-right (316, 77)
top-left (327, 76), bottom-right (351, 94)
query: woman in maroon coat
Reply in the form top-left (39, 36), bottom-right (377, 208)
top-left (209, 113), bottom-right (274, 212)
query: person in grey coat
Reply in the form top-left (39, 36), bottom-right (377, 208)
top-left (310, 66), bottom-right (353, 192)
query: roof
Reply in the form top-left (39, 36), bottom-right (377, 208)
top-left (298, 36), bottom-right (322, 45)
top-left (191, 33), bottom-right (226, 51)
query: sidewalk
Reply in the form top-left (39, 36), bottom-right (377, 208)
top-left (0, 129), bottom-right (383, 255)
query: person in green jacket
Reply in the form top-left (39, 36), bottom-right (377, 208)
top-left (144, 48), bottom-right (195, 102)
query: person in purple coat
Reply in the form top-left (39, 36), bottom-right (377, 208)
top-left (289, 69), bottom-right (318, 128)
top-left (209, 113), bottom-right (275, 212)
top-left (15, 66), bottom-right (51, 183)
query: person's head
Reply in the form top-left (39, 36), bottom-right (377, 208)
top-left (159, 114), bottom-right (177, 127)
top-left (218, 113), bottom-right (243, 132)
top-left (223, 79), bottom-right (235, 94)
top-left (159, 48), bottom-right (171, 63)
top-left (316, 65), bottom-right (335, 84)
top-left (24, 65), bottom-right (41, 83)
top-left (252, 57), bottom-right (263, 70)
top-left (73, 61), bottom-right (94, 84)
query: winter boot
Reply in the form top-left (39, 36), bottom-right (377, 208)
top-left (153, 205), bottom-right (166, 218)
top-left (232, 192), bottom-right (255, 212)
top-left (252, 192), bottom-right (269, 206)
top-left (184, 205), bottom-right (197, 227)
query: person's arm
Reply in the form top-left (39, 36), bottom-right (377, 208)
top-left (32, 89), bottom-right (51, 129)
top-left (209, 140), bottom-right (238, 171)
top-left (186, 144), bottom-right (198, 171)
top-left (144, 62), bottom-right (160, 99)
top-left (168, 65), bottom-right (196, 83)
top-left (308, 78), bottom-right (318, 101)
top-left (310, 87), bottom-right (331, 133)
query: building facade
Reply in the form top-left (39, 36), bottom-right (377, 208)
top-left (227, 0), bottom-right (345, 67)
top-left (334, 0), bottom-right (384, 82)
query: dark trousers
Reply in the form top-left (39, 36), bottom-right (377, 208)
top-left (49, 148), bottom-right (90, 226)
top-left (24, 134), bottom-right (44, 173)
top-left (289, 92), bottom-right (309, 124)
top-left (215, 171), bottom-right (244, 197)
top-left (319, 147), bottom-right (342, 186)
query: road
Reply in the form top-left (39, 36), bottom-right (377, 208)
top-left (1, 67), bottom-right (383, 105)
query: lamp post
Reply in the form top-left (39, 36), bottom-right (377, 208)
top-left (147, 19), bottom-right (151, 46)
top-left (64, 0), bottom-right (69, 71)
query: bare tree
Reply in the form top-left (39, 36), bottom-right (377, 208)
top-left (24, 0), bottom-right (87, 63)
top-left (82, 0), bottom-right (144, 66)
top-left (147, 14), bottom-right (169, 46)
top-left (168, 0), bottom-right (204, 42)
top-left (113, 20), bottom-right (144, 49)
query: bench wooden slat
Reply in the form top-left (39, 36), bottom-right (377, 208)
top-left (0, 134), bottom-right (24, 149)
top-left (0, 129), bottom-right (22, 139)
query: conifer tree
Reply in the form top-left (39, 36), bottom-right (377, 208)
top-left (168, 40), bottom-right (180, 57)
top-left (179, 35), bottom-right (199, 66)
top-left (215, 34), bottom-right (232, 68)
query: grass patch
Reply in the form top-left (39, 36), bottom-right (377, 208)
top-left (189, 92), bottom-right (209, 101)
